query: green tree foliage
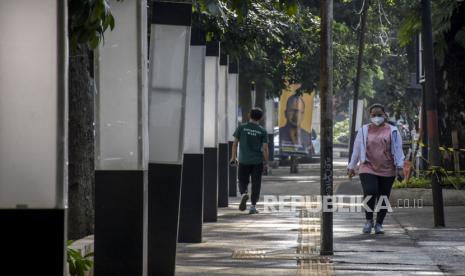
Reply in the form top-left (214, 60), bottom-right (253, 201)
top-left (69, 0), bottom-right (121, 49)
top-left (398, 0), bottom-right (465, 168)
top-left (333, 0), bottom-right (419, 121)
top-left (193, 0), bottom-right (417, 125)
top-left (193, 0), bottom-right (310, 96)
top-left (398, 0), bottom-right (464, 66)
top-left (333, 118), bottom-right (350, 143)
top-left (67, 240), bottom-right (94, 276)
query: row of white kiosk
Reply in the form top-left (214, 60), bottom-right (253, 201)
top-left (0, 1), bottom-right (241, 275)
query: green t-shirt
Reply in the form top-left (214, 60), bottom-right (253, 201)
top-left (233, 122), bottom-right (268, 165)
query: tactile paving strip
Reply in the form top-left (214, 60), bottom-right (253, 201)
top-left (231, 201), bottom-right (334, 275)
top-left (297, 202), bottom-right (334, 276)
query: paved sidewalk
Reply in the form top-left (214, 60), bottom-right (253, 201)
top-left (333, 210), bottom-right (443, 275)
top-left (176, 164), bottom-right (465, 275)
top-left (176, 198), bottom-right (305, 275)
top-left (391, 206), bottom-right (465, 275)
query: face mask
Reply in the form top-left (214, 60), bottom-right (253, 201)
top-left (371, 116), bottom-right (385, 126)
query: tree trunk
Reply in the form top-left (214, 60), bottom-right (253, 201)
top-left (238, 75), bottom-right (252, 123)
top-left (255, 84), bottom-right (266, 127)
top-left (348, 0), bottom-right (369, 160)
top-left (422, 0), bottom-right (444, 227)
top-left (320, 0), bottom-right (334, 255)
top-left (68, 44), bottom-right (95, 240)
top-left (255, 84), bottom-right (266, 110)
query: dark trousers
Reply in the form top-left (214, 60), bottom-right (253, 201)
top-left (359, 173), bottom-right (395, 225)
top-left (238, 163), bottom-right (263, 205)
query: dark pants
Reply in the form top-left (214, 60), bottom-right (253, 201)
top-left (359, 173), bottom-right (395, 225)
top-left (238, 163), bottom-right (263, 205)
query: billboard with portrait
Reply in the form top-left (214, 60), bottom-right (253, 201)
top-left (279, 84), bottom-right (315, 156)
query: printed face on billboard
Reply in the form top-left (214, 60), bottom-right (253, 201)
top-left (279, 84), bottom-right (314, 156)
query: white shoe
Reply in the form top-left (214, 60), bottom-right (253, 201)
top-left (362, 220), bottom-right (373, 234)
top-left (249, 205), bottom-right (259, 214)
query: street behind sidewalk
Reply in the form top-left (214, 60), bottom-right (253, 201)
top-left (176, 162), bottom-right (465, 275)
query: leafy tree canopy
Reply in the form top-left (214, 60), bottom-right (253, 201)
top-left (68, 0), bottom-right (124, 49)
top-left (398, 0), bottom-right (465, 66)
top-left (193, 0), bottom-right (414, 121)
top-left (70, 0), bottom-right (422, 121)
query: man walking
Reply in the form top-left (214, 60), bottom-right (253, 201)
top-left (231, 107), bottom-right (269, 214)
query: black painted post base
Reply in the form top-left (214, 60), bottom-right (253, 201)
top-left (95, 170), bottom-right (147, 276)
top-left (179, 153), bottom-right (204, 243)
top-left (203, 147), bottom-right (218, 222)
top-left (290, 156), bottom-right (299, 174)
top-left (228, 141), bottom-right (238, 197)
top-left (218, 143), bottom-right (229, 207)
top-left (268, 134), bottom-right (274, 161)
top-left (0, 209), bottom-right (65, 275)
top-left (148, 163), bottom-right (183, 276)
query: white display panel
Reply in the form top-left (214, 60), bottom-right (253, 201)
top-left (265, 98), bottom-right (275, 133)
top-left (0, 0), bottom-right (67, 209)
top-left (149, 24), bottom-right (190, 164)
top-left (251, 84), bottom-right (256, 108)
top-left (95, 0), bottom-right (148, 171)
top-left (227, 73), bottom-right (239, 141)
top-left (150, 25), bottom-right (187, 91)
top-left (183, 45), bottom-right (205, 154)
top-left (203, 56), bottom-right (219, 148)
top-left (217, 65), bottom-right (228, 143)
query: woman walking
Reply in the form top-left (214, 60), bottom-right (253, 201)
top-left (348, 104), bottom-right (405, 234)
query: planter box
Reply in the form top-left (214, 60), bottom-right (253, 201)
top-left (390, 188), bottom-right (465, 206)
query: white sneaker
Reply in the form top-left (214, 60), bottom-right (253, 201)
top-left (374, 223), bottom-right (384, 234)
top-left (249, 205), bottom-right (259, 214)
top-left (362, 220), bottom-right (373, 234)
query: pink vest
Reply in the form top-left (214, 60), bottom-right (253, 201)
top-left (359, 124), bottom-right (396, 177)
